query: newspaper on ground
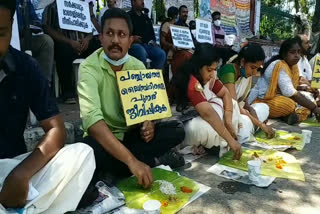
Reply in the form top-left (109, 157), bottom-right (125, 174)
top-left (207, 163), bottom-right (275, 187)
top-left (242, 141), bottom-right (291, 151)
top-left (76, 181), bottom-right (125, 214)
top-left (178, 146), bottom-right (207, 163)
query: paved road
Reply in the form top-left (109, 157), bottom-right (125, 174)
top-left (58, 104), bottom-right (319, 214)
top-left (176, 121), bottom-right (320, 214)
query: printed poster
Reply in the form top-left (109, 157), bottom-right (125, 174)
top-left (57, 0), bottom-right (92, 33)
top-left (311, 56), bottom-right (320, 88)
top-left (116, 70), bottom-right (172, 126)
top-left (195, 18), bottom-right (213, 44)
top-left (170, 25), bottom-right (194, 49)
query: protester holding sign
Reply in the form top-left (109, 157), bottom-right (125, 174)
top-left (160, 6), bottom-right (178, 60)
top-left (219, 44), bottom-right (274, 139)
top-left (248, 37), bottom-right (320, 124)
top-left (128, 0), bottom-right (166, 69)
top-left (78, 8), bottom-right (185, 189)
top-left (166, 5), bottom-right (193, 74)
top-left (0, 1), bottom-right (95, 212)
top-left (172, 43), bottom-right (242, 160)
top-left (43, 0), bottom-right (100, 104)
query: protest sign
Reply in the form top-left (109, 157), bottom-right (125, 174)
top-left (311, 56), bottom-right (320, 88)
top-left (170, 25), bottom-right (194, 49)
top-left (57, 0), bottom-right (92, 33)
top-left (153, 25), bottom-right (160, 45)
top-left (116, 70), bottom-right (172, 126)
top-left (195, 19), bottom-right (213, 44)
top-left (10, 12), bottom-right (20, 50)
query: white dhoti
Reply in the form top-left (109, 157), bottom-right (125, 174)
top-left (183, 80), bottom-right (270, 155)
top-left (237, 103), bottom-right (270, 144)
top-left (0, 143), bottom-right (95, 214)
top-left (235, 76), bottom-right (270, 143)
top-left (183, 82), bottom-right (241, 155)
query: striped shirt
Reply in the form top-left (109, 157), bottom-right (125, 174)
top-left (212, 24), bottom-right (225, 47)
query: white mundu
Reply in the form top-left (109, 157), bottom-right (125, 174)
top-left (0, 143), bottom-right (95, 214)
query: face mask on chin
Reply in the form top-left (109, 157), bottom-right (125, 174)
top-left (103, 53), bottom-right (129, 67)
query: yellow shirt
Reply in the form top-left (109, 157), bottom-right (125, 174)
top-left (78, 48), bottom-right (146, 140)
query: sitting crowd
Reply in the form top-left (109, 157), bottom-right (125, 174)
top-left (1, 0), bottom-right (320, 213)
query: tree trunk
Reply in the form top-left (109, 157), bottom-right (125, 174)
top-left (294, 0), bottom-right (300, 13)
top-left (312, 0), bottom-right (320, 32)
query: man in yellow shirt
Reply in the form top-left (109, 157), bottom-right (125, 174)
top-left (78, 8), bottom-right (185, 188)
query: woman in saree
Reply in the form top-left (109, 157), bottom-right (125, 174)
top-left (160, 6), bottom-right (179, 62)
top-left (248, 37), bottom-right (320, 124)
top-left (173, 43), bottom-right (243, 160)
top-left (218, 44), bottom-right (275, 138)
top-left (160, 7), bottom-right (193, 75)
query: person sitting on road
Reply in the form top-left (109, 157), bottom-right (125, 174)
top-left (78, 8), bottom-right (186, 189)
top-left (172, 43), bottom-right (242, 160)
top-left (0, 1), bottom-right (95, 212)
top-left (219, 44), bottom-right (274, 139)
top-left (248, 37), bottom-right (320, 124)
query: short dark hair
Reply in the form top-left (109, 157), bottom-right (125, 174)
top-left (101, 8), bottom-right (133, 34)
top-left (179, 5), bottom-right (187, 13)
top-left (211, 11), bottom-right (221, 19)
top-left (0, 0), bottom-right (16, 19)
top-left (167, 6), bottom-right (178, 19)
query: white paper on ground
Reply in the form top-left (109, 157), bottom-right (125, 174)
top-left (183, 182), bottom-right (211, 208)
top-left (242, 141), bottom-right (291, 151)
top-left (207, 163), bottom-right (275, 187)
top-left (178, 146), bottom-right (207, 163)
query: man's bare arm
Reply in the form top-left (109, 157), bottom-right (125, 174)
top-left (88, 121), bottom-right (153, 188)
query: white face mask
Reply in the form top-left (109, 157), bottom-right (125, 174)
top-left (214, 20), bottom-right (221, 27)
top-left (103, 53), bottom-right (129, 66)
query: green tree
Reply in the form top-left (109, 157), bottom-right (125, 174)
top-left (260, 14), bottom-right (294, 39)
top-left (153, 0), bottom-right (166, 22)
top-left (312, 0), bottom-right (320, 32)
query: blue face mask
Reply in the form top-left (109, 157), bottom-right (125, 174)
top-left (240, 67), bottom-right (246, 78)
top-left (103, 53), bottom-right (129, 67)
